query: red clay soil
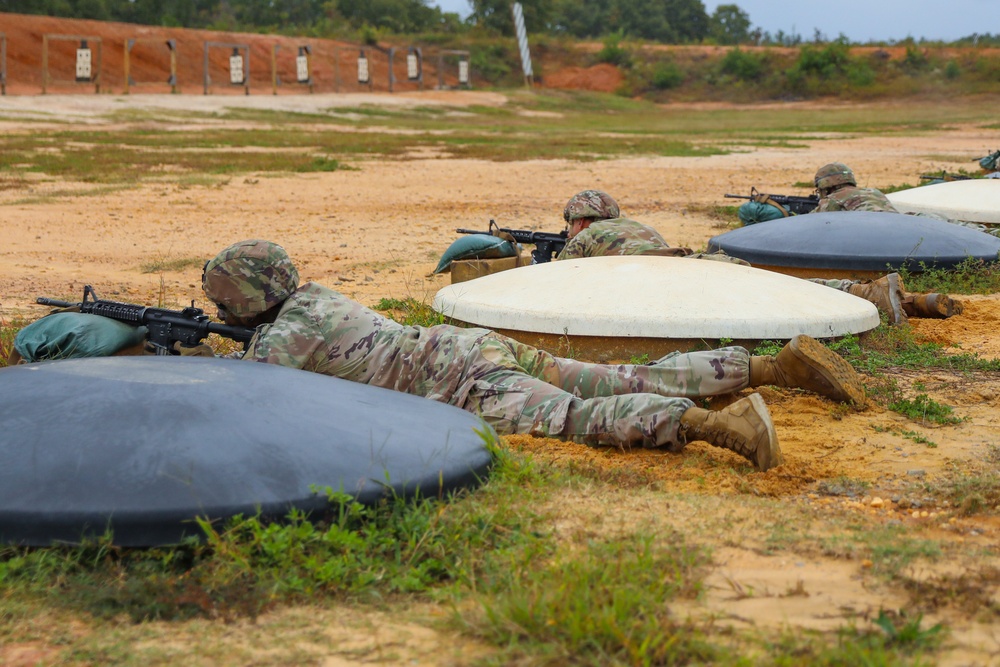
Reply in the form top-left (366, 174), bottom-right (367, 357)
top-left (542, 62), bottom-right (623, 93)
top-left (0, 12), bottom-right (463, 95)
top-left (7, 14), bottom-right (995, 99)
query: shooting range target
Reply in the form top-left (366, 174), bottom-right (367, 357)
top-left (296, 48), bottom-right (309, 83)
top-left (357, 51), bottom-right (370, 84)
top-left (407, 51), bottom-right (420, 80)
top-left (75, 42), bottom-right (92, 81)
top-left (229, 49), bottom-right (245, 84)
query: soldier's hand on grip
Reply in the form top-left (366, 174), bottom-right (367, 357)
top-left (172, 341), bottom-right (216, 357)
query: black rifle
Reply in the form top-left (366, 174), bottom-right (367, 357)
top-left (724, 187), bottom-right (820, 215)
top-left (978, 149), bottom-right (1000, 172)
top-left (919, 172), bottom-right (972, 183)
top-left (37, 285), bottom-right (256, 355)
top-left (456, 219), bottom-right (568, 264)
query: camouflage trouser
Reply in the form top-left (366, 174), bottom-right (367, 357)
top-left (910, 212), bottom-right (1000, 238)
top-left (954, 220), bottom-right (1000, 238)
top-left (809, 278), bottom-right (855, 292)
top-left (459, 333), bottom-right (751, 450)
top-left (684, 251), bottom-right (751, 267)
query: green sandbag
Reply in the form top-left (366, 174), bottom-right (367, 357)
top-left (979, 150), bottom-right (1000, 172)
top-left (433, 234), bottom-right (518, 274)
top-left (738, 201), bottom-right (787, 226)
top-left (14, 313), bottom-right (147, 362)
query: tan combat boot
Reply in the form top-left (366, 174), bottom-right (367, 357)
top-left (750, 334), bottom-right (866, 407)
top-left (847, 273), bottom-right (906, 325)
top-left (902, 293), bottom-right (963, 319)
top-left (679, 394), bottom-right (781, 471)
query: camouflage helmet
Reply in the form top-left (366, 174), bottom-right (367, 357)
top-left (814, 162), bottom-right (856, 191)
top-left (202, 240), bottom-right (299, 317)
top-left (563, 189), bottom-right (621, 223)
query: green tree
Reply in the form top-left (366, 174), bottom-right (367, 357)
top-left (658, 0), bottom-right (708, 42)
top-left (111, 0), bottom-right (218, 27)
top-left (709, 3), bottom-right (750, 45)
top-left (469, 0), bottom-right (553, 36)
top-left (550, 0), bottom-right (615, 39)
top-left (551, 0), bottom-right (708, 43)
top-left (333, 0), bottom-right (444, 32)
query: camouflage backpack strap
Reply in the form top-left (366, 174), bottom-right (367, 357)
top-left (4, 347), bottom-right (23, 366)
top-left (488, 220), bottom-right (524, 267)
top-left (645, 246), bottom-right (692, 258)
top-left (750, 191), bottom-right (791, 217)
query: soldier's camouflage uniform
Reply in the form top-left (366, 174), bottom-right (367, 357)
top-left (557, 218), bottom-right (685, 260)
top-left (814, 186), bottom-right (1000, 237)
top-left (808, 278), bottom-right (861, 294)
top-left (814, 185), bottom-right (896, 213)
top-left (556, 217), bottom-right (749, 265)
top-left (241, 282), bottom-right (753, 449)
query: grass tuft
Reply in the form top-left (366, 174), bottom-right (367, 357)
top-left (888, 393), bottom-right (963, 426)
top-left (139, 257), bottom-right (205, 274)
top-left (456, 536), bottom-right (720, 666)
top-left (373, 297), bottom-right (448, 327)
top-left (897, 256), bottom-right (1000, 295)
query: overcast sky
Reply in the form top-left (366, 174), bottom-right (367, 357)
top-left (430, 0), bottom-right (997, 43)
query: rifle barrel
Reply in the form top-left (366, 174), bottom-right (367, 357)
top-left (36, 297), bottom-right (75, 308)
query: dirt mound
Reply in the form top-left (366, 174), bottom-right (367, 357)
top-left (542, 62), bottom-right (623, 93)
top-left (0, 13), bottom-right (628, 98)
top-left (0, 12), bottom-right (460, 95)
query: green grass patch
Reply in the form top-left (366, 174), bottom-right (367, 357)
top-left (769, 610), bottom-right (945, 665)
top-left (454, 536), bottom-right (720, 666)
top-left (831, 323), bottom-right (1000, 376)
top-left (7, 184), bottom-right (135, 205)
top-left (821, 523), bottom-right (942, 578)
top-left (0, 440), bottom-right (548, 624)
top-left (941, 468), bottom-right (1000, 516)
top-left (897, 256), bottom-right (1000, 295)
top-left (0, 313), bottom-right (29, 366)
top-left (294, 156), bottom-right (345, 172)
top-left (2, 94), bottom-right (996, 190)
top-left (373, 297), bottom-right (449, 327)
top-left (888, 393), bottom-right (963, 426)
top-left (751, 339), bottom-right (785, 357)
top-left (139, 257), bottom-right (205, 274)
top-left (873, 425), bottom-right (939, 448)
top-left (815, 476), bottom-right (872, 498)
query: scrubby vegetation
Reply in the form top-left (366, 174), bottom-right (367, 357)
top-left (4, 0), bottom-right (999, 100)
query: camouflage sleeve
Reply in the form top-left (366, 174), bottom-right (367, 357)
top-left (241, 305), bottom-right (328, 372)
top-left (813, 197), bottom-right (839, 213)
top-left (557, 236), bottom-right (588, 260)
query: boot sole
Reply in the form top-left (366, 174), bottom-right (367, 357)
top-left (924, 293), bottom-right (959, 318)
top-left (788, 335), bottom-right (866, 407)
top-left (744, 393), bottom-right (782, 472)
top-left (885, 273), bottom-right (906, 325)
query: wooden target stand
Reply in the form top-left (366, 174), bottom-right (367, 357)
top-left (331, 45), bottom-right (425, 93)
top-left (437, 49), bottom-right (471, 90)
top-left (203, 41), bottom-right (250, 95)
top-left (271, 44), bottom-right (313, 94)
top-left (333, 46), bottom-right (375, 92)
top-left (124, 38), bottom-right (177, 94)
top-left (1, 33), bottom-right (6, 95)
top-left (42, 34), bottom-right (102, 94)
top-left (388, 46), bottom-right (423, 92)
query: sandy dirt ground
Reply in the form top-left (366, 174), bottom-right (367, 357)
top-left (2, 91), bottom-right (1000, 665)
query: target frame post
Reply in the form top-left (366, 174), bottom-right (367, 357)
top-left (42, 34), bottom-right (103, 94)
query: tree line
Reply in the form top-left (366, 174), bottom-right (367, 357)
top-left (1, 0), bottom-right (995, 47)
top-left (0, 0), bottom-right (758, 44)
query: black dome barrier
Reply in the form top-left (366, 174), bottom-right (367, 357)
top-left (0, 356), bottom-right (494, 547)
top-left (708, 211), bottom-right (1000, 280)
